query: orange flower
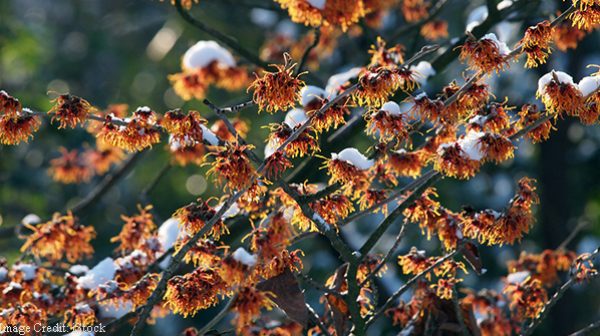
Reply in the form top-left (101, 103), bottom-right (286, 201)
top-left (398, 248), bottom-right (435, 277)
top-left (420, 20), bottom-right (449, 40)
top-left (83, 140), bottom-right (125, 174)
top-left (388, 149), bottom-right (425, 177)
top-left (401, 0), bottom-right (429, 22)
top-left (467, 102), bottom-right (512, 133)
top-left (504, 279), bottom-right (547, 320)
top-left (97, 107), bottom-right (161, 152)
top-left (0, 90), bottom-right (23, 116)
top-left (206, 143), bottom-right (256, 191)
top-left (173, 198), bottom-right (229, 239)
top-left (231, 287), bottom-right (275, 333)
top-left (111, 205), bottom-right (156, 253)
top-left (169, 70), bottom-right (208, 101)
top-left (431, 277), bottom-right (462, 299)
top-left (169, 140), bottom-right (206, 166)
top-left (218, 248), bottom-right (258, 286)
top-left (164, 268), bottom-right (227, 317)
top-left (459, 33), bottom-right (510, 73)
top-left (311, 193), bottom-right (355, 225)
top-left (369, 37), bottom-right (405, 67)
top-left (177, 238), bottom-right (225, 267)
top-left (403, 187), bottom-right (440, 238)
top-left (478, 133), bottom-right (515, 163)
top-left (568, 4), bottom-right (600, 30)
top-left (64, 303), bottom-right (95, 328)
top-left (0, 108), bottom-right (41, 145)
top-left (520, 21), bottom-right (554, 68)
top-left (162, 0), bottom-right (199, 9)
top-left (536, 70), bottom-right (583, 117)
top-left (20, 211), bottom-right (95, 262)
top-left (248, 55), bottom-right (304, 113)
top-left (264, 151), bottom-right (293, 180)
top-left (435, 139), bottom-right (483, 180)
top-left (516, 104), bottom-right (553, 143)
top-left (48, 147), bottom-right (94, 184)
top-left (325, 148), bottom-right (374, 196)
top-left (275, 0), bottom-right (365, 31)
top-left (553, 21), bottom-right (586, 51)
top-left (49, 94), bottom-right (95, 129)
top-left (365, 101), bottom-right (410, 143)
top-left (211, 118), bottom-right (249, 142)
top-left (160, 109), bottom-right (206, 144)
top-left (266, 122), bottom-right (319, 158)
top-left (353, 67), bottom-right (403, 107)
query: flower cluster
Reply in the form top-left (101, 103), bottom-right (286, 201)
top-left (170, 41), bottom-right (248, 100)
top-left (0, 91), bottom-right (40, 145)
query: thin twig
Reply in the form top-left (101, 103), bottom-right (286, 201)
top-left (71, 151), bottom-right (145, 214)
top-left (197, 295), bottom-right (237, 335)
top-left (568, 319), bottom-right (600, 336)
top-left (296, 27), bottom-right (321, 75)
top-left (367, 248), bottom-right (461, 326)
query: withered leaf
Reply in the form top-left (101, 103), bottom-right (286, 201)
top-left (257, 269), bottom-right (309, 327)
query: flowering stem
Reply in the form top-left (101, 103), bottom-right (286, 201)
top-left (521, 247), bottom-right (600, 336)
top-left (366, 248), bottom-right (461, 327)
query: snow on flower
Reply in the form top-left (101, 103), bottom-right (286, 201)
top-left (21, 213), bottom-right (41, 226)
top-left (481, 33), bottom-right (511, 55)
top-left (325, 67), bottom-right (362, 95)
top-left (579, 75), bottom-right (600, 97)
top-left (457, 131), bottom-right (486, 161)
top-left (158, 218), bottom-right (182, 251)
top-left (331, 147), bottom-right (374, 170)
top-left (307, 0), bottom-right (326, 10)
top-left (284, 108), bottom-right (309, 128)
top-left (183, 41), bottom-right (236, 69)
top-left (12, 263), bottom-right (37, 281)
top-left (506, 270), bottom-right (530, 284)
top-left (537, 70), bottom-right (575, 95)
top-left (232, 247), bottom-right (257, 267)
top-left (300, 85), bottom-right (327, 107)
top-left (77, 257), bottom-right (116, 289)
top-left (410, 61), bottom-right (436, 85)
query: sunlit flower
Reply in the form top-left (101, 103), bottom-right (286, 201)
top-left (420, 20), bottom-right (449, 40)
top-left (207, 143), bottom-right (256, 191)
top-left (211, 118), bottom-right (249, 143)
top-left (97, 107), bottom-right (161, 152)
top-left (20, 211), bottom-right (95, 262)
top-left (169, 71), bottom-right (208, 101)
top-left (173, 198), bottom-right (229, 239)
top-left (460, 33), bottom-right (510, 73)
top-left (311, 193), bottom-right (355, 226)
top-left (266, 122), bottom-right (319, 158)
top-left (388, 149), bottom-right (425, 178)
top-left (431, 277), bottom-right (462, 299)
top-left (568, 5), bottom-right (600, 30)
top-left (249, 55), bottom-right (304, 113)
top-left (398, 247), bottom-right (434, 277)
top-left (49, 94), bottom-right (95, 129)
top-left (353, 67), bottom-right (403, 107)
top-left (403, 187), bottom-right (440, 238)
top-left (325, 148), bottom-right (374, 196)
top-left (0, 108), bottom-right (41, 145)
top-left (516, 104), bottom-right (553, 143)
top-left (83, 140), bottom-right (125, 175)
top-left (111, 205), bottom-right (156, 253)
top-left (504, 278), bottom-right (547, 320)
top-left (177, 238), bottom-right (225, 267)
top-left (401, 0), bottom-right (429, 22)
top-left (435, 135), bottom-right (483, 180)
top-left (219, 248), bottom-right (258, 286)
top-left (467, 102), bottom-right (512, 133)
top-left (160, 109), bottom-right (206, 144)
top-left (520, 20), bottom-right (554, 68)
top-left (64, 303), bottom-right (95, 328)
top-left (573, 253), bottom-right (599, 282)
top-left (48, 147), bottom-right (93, 184)
top-left (365, 101), bottom-right (410, 143)
top-left (231, 287), bottom-right (276, 333)
top-left (369, 37), bottom-right (405, 67)
top-left (536, 70), bottom-right (583, 117)
top-left (477, 133), bottom-right (515, 163)
top-left (164, 268), bottom-right (227, 317)
top-left (275, 0), bottom-right (365, 31)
